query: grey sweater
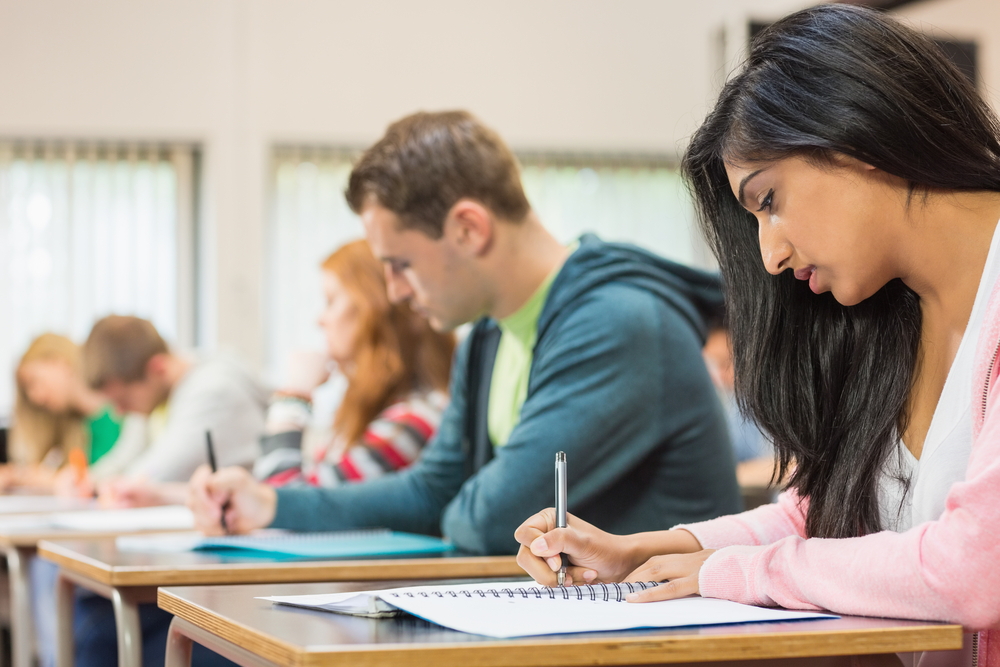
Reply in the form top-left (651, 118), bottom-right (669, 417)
top-left (271, 235), bottom-right (741, 554)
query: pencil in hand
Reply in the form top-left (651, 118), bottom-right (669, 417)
top-left (205, 431), bottom-right (230, 534)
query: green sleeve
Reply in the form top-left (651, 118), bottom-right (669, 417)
top-left (85, 406), bottom-right (123, 464)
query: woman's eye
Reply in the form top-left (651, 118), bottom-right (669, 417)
top-left (757, 189), bottom-right (774, 213)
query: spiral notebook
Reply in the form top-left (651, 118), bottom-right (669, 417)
top-left (260, 581), bottom-right (835, 637)
top-left (116, 528), bottom-right (454, 558)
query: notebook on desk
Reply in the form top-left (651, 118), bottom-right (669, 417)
top-left (259, 580), bottom-right (836, 637)
top-left (116, 528), bottom-right (455, 558)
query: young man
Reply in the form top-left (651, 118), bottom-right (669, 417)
top-left (82, 315), bottom-right (267, 487)
top-left (40, 316), bottom-right (266, 667)
top-left (190, 110), bottom-right (742, 555)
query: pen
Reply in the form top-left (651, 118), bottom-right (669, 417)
top-left (205, 431), bottom-right (229, 534)
top-left (555, 451), bottom-right (568, 587)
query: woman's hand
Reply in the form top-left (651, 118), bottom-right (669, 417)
top-left (622, 550), bottom-right (716, 602)
top-left (187, 465), bottom-right (277, 535)
top-left (52, 465), bottom-right (93, 498)
top-left (515, 509), bottom-right (648, 586)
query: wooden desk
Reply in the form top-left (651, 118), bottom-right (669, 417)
top-left (39, 537), bottom-right (522, 667)
top-left (158, 581), bottom-right (964, 667)
top-left (0, 519), bottom-right (190, 667)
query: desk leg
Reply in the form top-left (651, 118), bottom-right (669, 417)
top-left (111, 587), bottom-right (142, 667)
top-left (164, 618), bottom-right (192, 667)
top-left (165, 617), bottom-right (280, 667)
top-left (55, 571), bottom-right (75, 667)
top-left (5, 546), bottom-right (35, 667)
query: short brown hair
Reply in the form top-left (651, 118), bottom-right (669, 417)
top-left (345, 110), bottom-right (531, 238)
top-left (83, 315), bottom-right (168, 388)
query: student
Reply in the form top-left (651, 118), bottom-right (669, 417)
top-left (65, 316), bottom-right (266, 667)
top-left (79, 315), bottom-right (267, 493)
top-left (189, 110), bottom-right (742, 552)
top-left (701, 320), bottom-right (774, 488)
top-left (515, 6), bottom-right (1000, 665)
top-left (255, 238), bottom-right (455, 487)
top-left (6, 333), bottom-right (131, 492)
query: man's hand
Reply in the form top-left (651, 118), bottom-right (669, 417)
top-left (187, 465), bottom-right (277, 535)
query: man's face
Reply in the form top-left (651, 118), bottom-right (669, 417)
top-left (100, 373), bottom-right (168, 415)
top-left (362, 201), bottom-right (485, 332)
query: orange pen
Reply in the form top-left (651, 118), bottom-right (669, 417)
top-left (68, 447), bottom-right (87, 482)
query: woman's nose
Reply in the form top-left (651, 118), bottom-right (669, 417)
top-left (758, 220), bottom-right (793, 275)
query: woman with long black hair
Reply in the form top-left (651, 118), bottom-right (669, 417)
top-left (515, 5), bottom-right (1000, 664)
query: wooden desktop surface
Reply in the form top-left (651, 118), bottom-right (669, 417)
top-left (39, 536), bottom-right (524, 586)
top-left (159, 581), bottom-right (963, 667)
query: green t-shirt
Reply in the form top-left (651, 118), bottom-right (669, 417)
top-left (85, 405), bottom-right (122, 464)
top-left (488, 249), bottom-right (574, 447)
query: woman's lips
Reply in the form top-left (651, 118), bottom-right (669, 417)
top-left (793, 266), bottom-right (815, 281)
top-left (793, 266), bottom-right (821, 293)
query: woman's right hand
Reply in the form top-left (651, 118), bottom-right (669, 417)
top-left (514, 509), bottom-right (705, 587)
top-left (514, 509), bottom-right (645, 586)
top-left (187, 465), bottom-right (277, 535)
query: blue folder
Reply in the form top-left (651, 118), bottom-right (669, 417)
top-left (194, 529), bottom-right (455, 558)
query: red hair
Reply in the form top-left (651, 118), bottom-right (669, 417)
top-left (322, 240), bottom-right (454, 446)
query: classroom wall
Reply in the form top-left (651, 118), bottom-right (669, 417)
top-left (1, 0), bottom-right (953, 372)
top-left (892, 0), bottom-right (1000, 113)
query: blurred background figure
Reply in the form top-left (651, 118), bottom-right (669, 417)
top-left (83, 315), bottom-right (268, 506)
top-left (254, 239), bottom-right (455, 488)
top-left (7, 333), bottom-right (131, 493)
top-left (702, 318), bottom-right (776, 490)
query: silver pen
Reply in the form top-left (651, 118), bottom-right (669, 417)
top-left (555, 451), bottom-right (568, 587)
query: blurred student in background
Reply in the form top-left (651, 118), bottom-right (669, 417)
top-left (701, 319), bottom-right (775, 489)
top-left (254, 238), bottom-right (454, 488)
top-left (65, 315), bottom-right (267, 667)
top-left (76, 315), bottom-right (268, 505)
top-left (71, 243), bottom-right (454, 667)
top-left (6, 333), bottom-right (131, 493)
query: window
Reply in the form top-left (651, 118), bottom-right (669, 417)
top-left (0, 141), bottom-right (197, 417)
top-left (266, 147), bottom-right (704, 384)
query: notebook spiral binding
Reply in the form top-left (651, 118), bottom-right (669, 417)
top-left (391, 582), bottom-right (661, 603)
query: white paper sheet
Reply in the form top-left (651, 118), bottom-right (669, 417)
top-left (48, 506), bottom-right (194, 532)
top-left (260, 581), bottom-right (835, 638)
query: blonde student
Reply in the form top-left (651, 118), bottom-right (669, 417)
top-left (517, 6), bottom-right (1000, 667)
top-left (8, 333), bottom-right (130, 493)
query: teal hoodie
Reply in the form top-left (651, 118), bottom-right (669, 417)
top-left (271, 234), bottom-right (741, 554)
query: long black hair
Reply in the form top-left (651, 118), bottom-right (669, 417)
top-left (683, 4), bottom-right (1000, 539)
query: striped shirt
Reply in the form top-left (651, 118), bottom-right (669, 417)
top-left (254, 390), bottom-right (448, 488)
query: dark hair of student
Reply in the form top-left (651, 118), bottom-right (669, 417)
top-left (682, 4), bottom-right (1000, 539)
top-left (345, 110), bottom-right (531, 239)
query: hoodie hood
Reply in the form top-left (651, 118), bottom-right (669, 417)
top-left (537, 234), bottom-right (723, 345)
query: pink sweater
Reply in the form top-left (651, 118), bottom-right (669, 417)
top-left (680, 276), bottom-right (1000, 667)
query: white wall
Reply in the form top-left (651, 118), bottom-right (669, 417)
top-left (892, 0), bottom-right (1000, 113)
top-left (0, 0), bottom-right (909, 370)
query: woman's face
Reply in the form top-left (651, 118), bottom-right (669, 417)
top-left (725, 154), bottom-right (906, 307)
top-left (318, 270), bottom-right (362, 367)
top-left (19, 359), bottom-right (76, 413)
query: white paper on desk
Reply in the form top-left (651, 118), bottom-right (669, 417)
top-left (261, 581), bottom-right (835, 638)
top-left (116, 529), bottom-right (292, 553)
top-left (49, 506), bottom-right (194, 532)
